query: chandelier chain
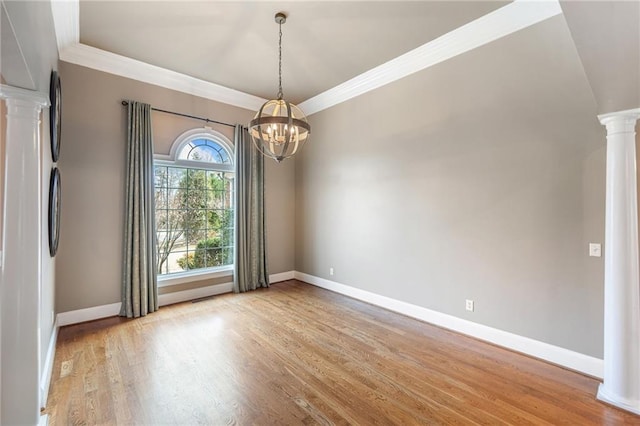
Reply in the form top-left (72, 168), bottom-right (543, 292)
top-left (249, 12), bottom-right (310, 163)
top-left (277, 21), bottom-right (283, 99)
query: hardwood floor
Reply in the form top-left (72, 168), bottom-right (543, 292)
top-left (45, 280), bottom-right (639, 425)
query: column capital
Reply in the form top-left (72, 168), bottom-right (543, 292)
top-left (598, 108), bottom-right (640, 135)
top-left (0, 84), bottom-right (49, 109)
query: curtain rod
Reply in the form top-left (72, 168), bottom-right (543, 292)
top-left (121, 100), bottom-right (238, 129)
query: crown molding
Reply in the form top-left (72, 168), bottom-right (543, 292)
top-left (60, 43), bottom-right (267, 111)
top-left (299, 0), bottom-right (562, 116)
top-left (50, 0), bottom-right (79, 53)
top-left (51, 0), bottom-right (561, 115)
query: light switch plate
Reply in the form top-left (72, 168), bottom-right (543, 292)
top-left (589, 243), bottom-right (601, 257)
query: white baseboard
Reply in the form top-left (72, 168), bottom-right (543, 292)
top-left (57, 302), bottom-right (122, 327)
top-left (39, 414), bottom-right (49, 426)
top-left (294, 271), bottom-right (604, 379)
top-left (40, 319), bottom-right (59, 410)
top-left (270, 270), bottom-right (295, 283)
top-left (56, 283), bottom-right (230, 326)
top-left (56, 271), bottom-right (293, 327)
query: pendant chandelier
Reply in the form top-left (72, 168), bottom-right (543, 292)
top-left (249, 12), bottom-right (310, 163)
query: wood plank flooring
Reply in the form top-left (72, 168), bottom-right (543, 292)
top-left (45, 280), bottom-right (639, 425)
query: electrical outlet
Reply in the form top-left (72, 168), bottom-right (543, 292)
top-left (329, 267), bottom-right (334, 276)
top-left (589, 243), bottom-right (601, 257)
top-left (466, 299), bottom-right (474, 312)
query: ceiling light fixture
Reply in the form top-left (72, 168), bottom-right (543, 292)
top-left (249, 12), bottom-right (310, 163)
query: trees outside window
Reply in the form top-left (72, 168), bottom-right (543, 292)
top-left (154, 130), bottom-right (234, 276)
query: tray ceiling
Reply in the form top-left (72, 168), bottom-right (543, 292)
top-left (78, 1), bottom-right (508, 104)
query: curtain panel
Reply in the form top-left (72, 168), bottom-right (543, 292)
top-left (234, 125), bottom-right (269, 292)
top-left (121, 101), bottom-right (159, 318)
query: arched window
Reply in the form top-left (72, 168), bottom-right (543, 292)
top-left (177, 138), bottom-right (231, 164)
top-left (154, 128), bottom-right (235, 280)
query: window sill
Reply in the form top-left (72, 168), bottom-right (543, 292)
top-left (157, 266), bottom-right (233, 288)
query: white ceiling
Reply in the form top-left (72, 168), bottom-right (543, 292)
top-left (77, 1), bottom-right (508, 104)
top-left (59, 1), bottom-right (634, 116)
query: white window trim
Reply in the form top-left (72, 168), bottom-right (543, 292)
top-left (153, 158), bottom-right (234, 173)
top-left (157, 265), bottom-right (233, 287)
top-left (154, 127), bottom-right (236, 286)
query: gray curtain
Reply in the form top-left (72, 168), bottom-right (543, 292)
top-left (234, 124), bottom-right (269, 292)
top-left (121, 101), bottom-right (158, 318)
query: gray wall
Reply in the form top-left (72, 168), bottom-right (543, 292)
top-left (560, 1), bottom-right (640, 114)
top-left (295, 16), bottom-right (607, 358)
top-left (56, 62), bottom-right (295, 312)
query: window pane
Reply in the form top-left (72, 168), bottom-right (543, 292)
top-left (156, 210), bottom-right (168, 230)
top-left (220, 227), bottom-right (234, 246)
top-left (170, 250), bottom-right (188, 273)
top-left (223, 247), bottom-right (234, 265)
top-left (208, 171), bottom-right (224, 188)
top-left (190, 249), bottom-right (208, 270)
top-left (156, 230), bottom-right (168, 247)
top-left (206, 191), bottom-right (223, 210)
top-left (156, 231), bottom-right (169, 274)
top-left (168, 168), bottom-right (187, 188)
top-left (155, 187), bottom-right (167, 210)
top-left (189, 145), bottom-right (221, 163)
top-left (186, 228), bottom-right (205, 251)
top-left (217, 148), bottom-right (230, 164)
top-left (187, 169), bottom-right (207, 188)
top-left (178, 138), bottom-right (231, 165)
top-left (155, 164), bottom-right (234, 275)
top-left (186, 190), bottom-right (207, 209)
top-left (186, 209), bottom-right (207, 230)
top-left (166, 209), bottom-right (183, 232)
top-left (154, 166), bottom-right (168, 188)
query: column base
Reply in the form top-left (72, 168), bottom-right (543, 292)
top-left (597, 383), bottom-right (640, 416)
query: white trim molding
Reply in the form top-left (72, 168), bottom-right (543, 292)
top-left (56, 271), bottom-right (295, 326)
top-left (50, 0), bottom-right (561, 117)
top-left (270, 271), bottom-right (295, 283)
top-left (50, 0), bottom-right (79, 53)
top-left (158, 282), bottom-right (233, 306)
top-left (157, 266), bottom-right (233, 288)
top-left (40, 320), bottom-right (58, 410)
top-left (294, 272), bottom-right (604, 379)
top-left (56, 283), bottom-right (232, 326)
top-left (59, 44), bottom-right (266, 111)
top-left (299, 0), bottom-right (562, 115)
top-left (56, 302), bottom-right (122, 327)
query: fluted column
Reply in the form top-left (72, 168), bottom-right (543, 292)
top-left (0, 85), bottom-right (49, 426)
top-left (597, 108), bottom-right (640, 415)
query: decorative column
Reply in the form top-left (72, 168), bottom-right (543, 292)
top-left (0, 85), bottom-right (49, 425)
top-left (597, 108), bottom-right (640, 415)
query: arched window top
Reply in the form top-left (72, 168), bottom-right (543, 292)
top-left (178, 138), bottom-right (231, 164)
top-left (167, 128), bottom-right (234, 170)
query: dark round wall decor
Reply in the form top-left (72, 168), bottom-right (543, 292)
top-left (48, 167), bottom-right (61, 257)
top-left (49, 70), bottom-right (62, 162)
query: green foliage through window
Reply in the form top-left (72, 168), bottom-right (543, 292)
top-left (155, 165), bottom-right (234, 275)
